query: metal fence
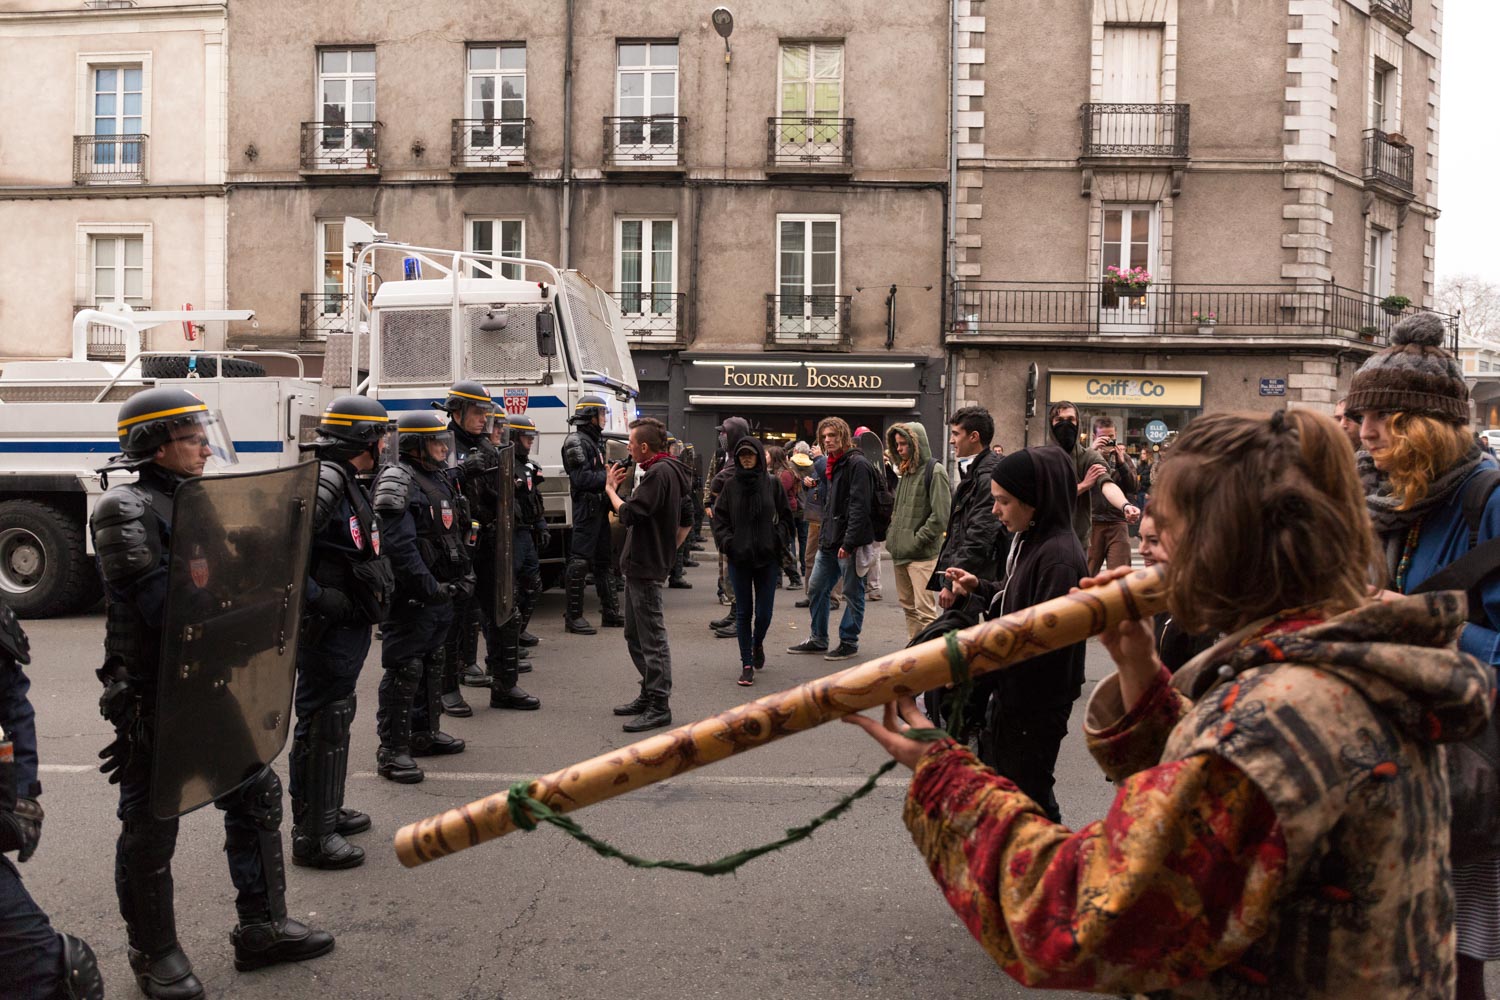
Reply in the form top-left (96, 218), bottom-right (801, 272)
top-left (1080, 103), bottom-right (1190, 158)
top-left (73, 134), bottom-right (147, 184)
top-left (766, 117), bottom-right (854, 167)
top-left (300, 293), bottom-right (352, 340)
top-left (1371, 0), bottom-right (1413, 22)
top-left (450, 118), bottom-right (531, 168)
top-left (1363, 128), bottom-right (1414, 193)
top-left (603, 116), bottom-right (684, 166)
top-left (609, 292), bottom-right (686, 343)
top-left (764, 294), bottom-right (851, 350)
top-left (300, 121), bottom-right (381, 171)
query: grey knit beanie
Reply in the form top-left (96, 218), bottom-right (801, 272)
top-left (1345, 313), bottom-right (1467, 424)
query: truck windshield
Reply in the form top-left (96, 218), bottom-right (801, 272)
top-left (560, 272), bottom-right (631, 388)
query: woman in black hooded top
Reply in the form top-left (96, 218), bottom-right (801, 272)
top-left (944, 445), bottom-right (1088, 822)
top-left (713, 437), bottom-right (794, 687)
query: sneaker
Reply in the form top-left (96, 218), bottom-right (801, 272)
top-left (787, 638), bottom-right (828, 654)
top-left (794, 598), bottom-right (811, 609)
top-left (737, 666), bottom-right (755, 686)
top-left (753, 644), bottom-right (765, 670)
top-left (824, 642), bottom-right (859, 661)
top-left (668, 577), bottom-right (692, 589)
top-left (868, 592), bottom-right (883, 602)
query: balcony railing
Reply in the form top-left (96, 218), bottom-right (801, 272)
top-left (75, 303), bottom-right (149, 358)
top-left (300, 121), bottom-right (381, 171)
top-left (73, 134), bottom-right (147, 184)
top-left (300, 293), bottom-right (352, 340)
top-left (766, 117), bottom-right (854, 168)
top-left (765, 294), bottom-right (852, 350)
top-left (948, 281), bottom-right (1458, 349)
top-left (609, 292), bottom-right (686, 344)
top-left (1371, 0), bottom-right (1413, 26)
top-left (603, 116), bottom-right (684, 167)
top-left (1081, 103), bottom-right (1190, 158)
top-left (1363, 128), bottom-right (1414, 195)
top-left (450, 118), bottom-right (531, 169)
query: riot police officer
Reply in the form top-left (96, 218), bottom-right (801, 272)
top-left (289, 396), bottom-right (395, 870)
top-left (508, 414), bottom-right (549, 650)
top-left (479, 414), bottom-right (546, 710)
top-left (0, 600), bottom-right (104, 999)
top-left (435, 381), bottom-right (494, 718)
top-left (561, 393), bottom-right (623, 634)
top-left (373, 411), bottom-right (471, 784)
top-left (91, 387), bottom-right (333, 999)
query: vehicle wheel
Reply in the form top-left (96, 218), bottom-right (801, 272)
top-left (140, 356), bottom-right (267, 379)
top-left (0, 500), bottom-right (100, 618)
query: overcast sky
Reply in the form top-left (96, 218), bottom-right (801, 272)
top-left (1434, 3), bottom-right (1497, 285)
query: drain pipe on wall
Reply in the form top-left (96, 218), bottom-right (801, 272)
top-left (943, 0), bottom-right (961, 465)
top-left (561, 0), bottom-right (575, 268)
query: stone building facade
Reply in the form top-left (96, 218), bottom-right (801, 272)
top-left (946, 0), bottom-right (1451, 454)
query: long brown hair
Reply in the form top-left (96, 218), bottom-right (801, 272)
top-left (1373, 413), bottom-right (1474, 510)
top-left (1154, 410), bottom-right (1374, 635)
top-left (815, 416), bottom-right (853, 455)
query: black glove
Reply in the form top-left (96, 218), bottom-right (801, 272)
top-left (459, 451), bottom-right (496, 483)
top-left (451, 574), bottom-right (476, 602)
top-left (534, 523), bottom-right (551, 552)
top-left (97, 667), bottom-right (142, 785)
top-left (310, 586), bottom-right (356, 624)
top-left (0, 798), bottom-right (42, 862)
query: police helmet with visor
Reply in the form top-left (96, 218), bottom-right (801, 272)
top-left (111, 387), bottom-right (237, 472)
top-left (304, 394), bottom-right (395, 464)
top-left (570, 392), bottom-right (608, 426)
top-left (396, 411), bottom-right (455, 470)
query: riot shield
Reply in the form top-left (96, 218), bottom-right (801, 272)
top-left (493, 443), bottom-right (516, 624)
top-left (857, 429), bottom-right (886, 468)
top-left (150, 461), bottom-right (318, 819)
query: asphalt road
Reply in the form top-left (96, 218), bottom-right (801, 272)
top-left (16, 552), bottom-right (1500, 998)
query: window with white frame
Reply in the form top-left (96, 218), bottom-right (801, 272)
top-left (90, 234), bottom-right (145, 307)
top-left (466, 45), bottom-right (526, 159)
top-left (613, 42), bottom-right (678, 160)
top-left (616, 218), bottom-right (676, 324)
top-left (316, 49), bottom-right (376, 166)
top-left (466, 218), bottom-right (525, 279)
top-left (777, 43), bottom-right (843, 148)
top-left (1371, 61), bottom-right (1394, 132)
top-left (89, 65), bottom-right (144, 176)
top-left (776, 215), bottom-right (840, 336)
top-left (1366, 227), bottom-right (1393, 299)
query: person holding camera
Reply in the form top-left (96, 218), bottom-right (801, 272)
top-left (604, 418), bottom-right (694, 733)
top-left (1085, 416), bottom-right (1140, 574)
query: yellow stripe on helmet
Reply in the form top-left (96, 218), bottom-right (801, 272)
top-left (405, 422), bottom-right (450, 433)
top-left (322, 411), bottom-right (391, 422)
top-left (450, 389), bottom-right (494, 404)
top-left (117, 403), bottom-right (208, 430)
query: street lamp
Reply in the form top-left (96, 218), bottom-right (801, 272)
top-left (711, 6), bottom-right (733, 62)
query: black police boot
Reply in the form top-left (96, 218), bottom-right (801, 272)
top-left (517, 586), bottom-right (541, 646)
top-left (333, 693), bottom-right (371, 836)
top-left (128, 947), bottom-right (203, 1000)
top-left (291, 702), bottom-right (365, 870)
top-left (459, 661), bottom-right (490, 687)
top-left (122, 822), bottom-right (204, 999)
top-left (598, 573), bottom-right (625, 628)
top-left (376, 659), bottom-right (425, 783)
top-left (440, 612), bottom-right (473, 717)
top-left (232, 918), bottom-right (335, 972)
top-left (623, 696), bottom-right (672, 733)
top-left (411, 651), bottom-right (465, 756)
top-left (613, 690), bottom-right (650, 716)
top-left (563, 559), bottom-right (596, 634)
top-left (489, 615), bottom-right (541, 710)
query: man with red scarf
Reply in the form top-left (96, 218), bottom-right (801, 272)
top-left (605, 417), bottom-right (694, 733)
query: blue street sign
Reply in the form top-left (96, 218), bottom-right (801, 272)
top-left (1260, 378), bottom-right (1287, 396)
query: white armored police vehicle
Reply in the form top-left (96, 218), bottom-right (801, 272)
top-left (0, 219), bottom-right (639, 616)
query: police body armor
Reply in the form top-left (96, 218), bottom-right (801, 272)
top-left (561, 425), bottom-right (606, 504)
top-left (308, 460), bottom-right (394, 632)
top-left (398, 458), bottom-right (470, 591)
top-left (454, 426), bottom-right (515, 624)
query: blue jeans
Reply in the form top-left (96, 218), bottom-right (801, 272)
top-left (807, 549), bottom-right (866, 647)
top-left (728, 560), bottom-right (778, 666)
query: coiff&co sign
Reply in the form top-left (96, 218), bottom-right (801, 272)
top-left (1048, 371), bottom-right (1204, 409)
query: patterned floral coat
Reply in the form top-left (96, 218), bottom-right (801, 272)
top-left (903, 593), bottom-right (1493, 997)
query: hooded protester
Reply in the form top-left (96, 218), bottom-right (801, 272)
top-left (713, 437), bottom-right (795, 687)
top-left (884, 422), bottom-right (952, 639)
top-left (939, 446), bottom-right (1087, 821)
top-left (1352, 311), bottom-right (1500, 999)
top-left (706, 416), bottom-right (753, 632)
top-left (1046, 400), bottom-right (1110, 546)
top-left (848, 409), bottom-right (1493, 997)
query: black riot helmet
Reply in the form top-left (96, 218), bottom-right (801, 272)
top-left (437, 379), bottom-right (498, 435)
top-left (304, 394), bottom-right (394, 463)
top-left (569, 392), bottom-right (608, 427)
top-left (396, 411), bottom-right (455, 471)
top-left (110, 386), bottom-right (238, 471)
top-left (507, 414), bottom-right (538, 454)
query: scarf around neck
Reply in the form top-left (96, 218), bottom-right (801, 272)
top-left (640, 452), bottom-right (673, 471)
top-left (1361, 444), bottom-right (1484, 582)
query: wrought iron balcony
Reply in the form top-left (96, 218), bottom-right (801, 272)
top-left (300, 293), bottom-right (352, 340)
top-left (73, 134), bottom-right (147, 184)
top-left (948, 281), bottom-right (1457, 349)
top-left (450, 118), bottom-right (531, 169)
top-left (609, 292), bottom-right (687, 345)
top-left (300, 121), bottom-right (381, 172)
top-left (1081, 104), bottom-right (1189, 158)
top-left (766, 117), bottom-right (854, 168)
top-left (1371, 0), bottom-right (1413, 29)
top-left (764, 294), bottom-right (852, 350)
top-left (1363, 128), bottom-right (1414, 196)
top-left (603, 116), bottom-right (684, 167)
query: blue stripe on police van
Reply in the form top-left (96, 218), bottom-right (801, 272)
top-left (380, 395), bottom-right (565, 410)
top-left (0, 440), bottom-right (284, 454)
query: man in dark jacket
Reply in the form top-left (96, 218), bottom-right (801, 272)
top-left (931, 405), bottom-right (1005, 614)
top-left (605, 417), bottom-right (694, 733)
top-left (789, 416), bottom-right (875, 661)
top-left (706, 416), bottom-right (751, 635)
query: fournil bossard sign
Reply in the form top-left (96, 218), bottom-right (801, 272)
top-left (717, 365), bottom-right (885, 390)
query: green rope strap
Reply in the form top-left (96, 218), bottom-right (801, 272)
top-left (503, 630), bottom-right (973, 877)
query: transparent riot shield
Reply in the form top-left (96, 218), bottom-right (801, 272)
top-left (493, 443), bottom-right (516, 625)
top-left (150, 461), bottom-right (318, 819)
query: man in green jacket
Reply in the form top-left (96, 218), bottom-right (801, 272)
top-left (884, 422), bottom-right (952, 639)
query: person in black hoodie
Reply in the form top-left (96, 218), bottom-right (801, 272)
top-left (605, 417), bottom-right (694, 733)
top-left (713, 437), bottom-right (794, 687)
top-left (705, 416), bottom-right (753, 635)
top-left (943, 446), bottom-right (1087, 822)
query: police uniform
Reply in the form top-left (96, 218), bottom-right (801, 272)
top-left (0, 601), bottom-right (104, 1000)
top-left (561, 394), bottom-right (623, 634)
top-left (289, 396), bottom-right (395, 871)
top-left (90, 387), bottom-right (332, 1000)
top-left (373, 411), bottom-right (470, 784)
top-left (479, 416), bottom-right (545, 710)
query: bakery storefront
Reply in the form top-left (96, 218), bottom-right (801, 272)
top-left (1047, 369), bottom-right (1205, 456)
top-left (675, 352), bottom-right (945, 454)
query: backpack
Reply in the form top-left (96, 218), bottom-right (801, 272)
top-left (871, 462), bottom-right (896, 542)
top-left (1411, 466), bottom-right (1500, 864)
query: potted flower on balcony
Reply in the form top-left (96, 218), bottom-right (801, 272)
top-left (1358, 324), bottom-right (1379, 343)
top-left (1192, 310), bottom-right (1217, 334)
top-left (1102, 264), bottom-right (1152, 307)
top-left (1380, 294), bottom-right (1412, 316)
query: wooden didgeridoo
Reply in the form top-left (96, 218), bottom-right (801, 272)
top-left (394, 564), bottom-right (1167, 868)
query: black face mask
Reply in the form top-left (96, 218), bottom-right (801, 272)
top-left (718, 432), bottom-right (728, 451)
top-left (1050, 420), bottom-right (1079, 453)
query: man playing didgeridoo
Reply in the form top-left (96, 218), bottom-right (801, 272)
top-left (846, 409), bottom-right (1493, 997)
